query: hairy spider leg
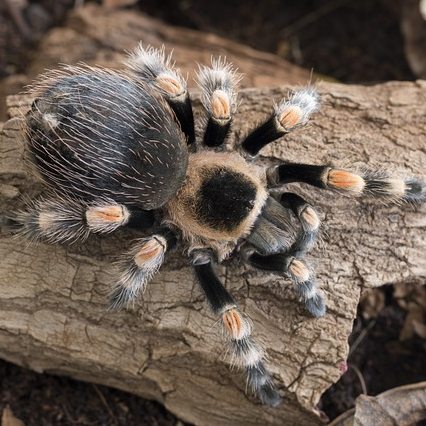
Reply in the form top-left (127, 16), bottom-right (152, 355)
top-left (248, 194), bottom-right (318, 256)
top-left (279, 192), bottom-right (320, 256)
top-left (248, 163), bottom-right (425, 317)
top-left (241, 87), bottom-right (319, 156)
top-left (267, 163), bottom-right (426, 202)
top-left (191, 249), bottom-right (282, 407)
top-left (247, 251), bottom-right (325, 318)
top-left (125, 44), bottom-right (195, 145)
top-left (110, 227), bottom-right (177, 310)
top-left (10, 194), bottom-right (154, 244)
top-left (196, 58), bottom-right (242, 148)
top-left (245, 214), bottom-right (294, 255)
top-left (243, 194), bottom-right (323, 317)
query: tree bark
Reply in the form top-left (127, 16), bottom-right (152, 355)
top-left (1, 79), bottom-right (425, 425)
top-left (0, 2), bottom-right (311, 122)
top-left (25, 3), bottom-right (311, 88)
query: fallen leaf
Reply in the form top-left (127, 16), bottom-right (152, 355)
top-left (413, 319), bottom-right (426, 339)
top-left (360, 289), bottom-right (385, 320)
top-left (1, 406), bottom-right (25, 426)
top-left (328, 382), bottom-right (426, 426)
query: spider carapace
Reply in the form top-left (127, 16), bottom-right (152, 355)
top-left (14, 45), bottom-right (425, 406)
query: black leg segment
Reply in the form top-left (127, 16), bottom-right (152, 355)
top-left (167, 94), bottom-right (195, 146)
top-left (247, 252), bottom-right (325, 318)
top-left (268, 163), bottom-right (329, 188)
top-left (268, 162), bottom-right (425, 202)
top-left (241, 87), bottom-right (319, 156)
top-left (279, 192), bottom-right (320, 256)
top-left (125, 207), bottom-right (155, 230)
top-left (203, 118), bottom-right (232, 148)
top-left (190, 249), bottom-right (281, 406)
top-left (241, 116), bottom-right (286, 156)
top-left (192, 255), bottom-right (236, 314)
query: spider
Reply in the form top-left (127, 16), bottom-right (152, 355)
top-left (12, 45), bottom-right (425, 407)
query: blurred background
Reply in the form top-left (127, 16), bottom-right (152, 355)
top-left (1, 1), bottom-right (426, 425)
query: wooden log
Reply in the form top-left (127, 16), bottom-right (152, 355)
top-left (1, 79), bottom-right (425, 425)
top-left (0, 2), bottom-right (310, 122)
top-left (26, 4), bottom-right (311, 88)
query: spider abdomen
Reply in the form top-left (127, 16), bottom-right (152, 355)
top-left (25, 66), bottom-right (188, 209)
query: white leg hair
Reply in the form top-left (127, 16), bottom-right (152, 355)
top-left (241, 86), bottom-right (319, 156)
top-left (192, 253), bottom-right (282, 406)
top-left (110, 234), bottom-right (168, 310)
top-left (11, 195), bottom-right (138, 244)
top-left (196, 58), bottom-right (242, 147)
top-left (125, 44), bottom-right (195, 144)
top-left (220, 306), bottom-right (281, 406)
top-left (125, 44), bottom-right (187, 99)
top-left (288, 258), bottom-right (325, 318)
top-left (274, 87), bottom-right (319, 132)
top-left (196, 58), bottom-right (242, 121)
top-left (12, 194), bottom-right (89, 244)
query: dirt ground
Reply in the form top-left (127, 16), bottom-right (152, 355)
top-left (0, 360), bottom-right (179, 426)
top-left (0, 0), bottom-right (425, 424)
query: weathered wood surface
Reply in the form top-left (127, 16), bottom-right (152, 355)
top-left (26, 4), bottom-right (311, 88)
top-left (1, 79), bottom-right (425, 425)
top-left (0, 3), bottom-right (311, 122)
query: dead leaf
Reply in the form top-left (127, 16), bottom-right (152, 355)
top-left (360, 289), bottom-right (385, 320)
top-left (399, 303), bottom-right (424, 341)
top-left (412, 319), bottom-right (426, 339)
top-left (328, 382), bottom-right (426, 426)
top-left (1, 406), bottom-right (25, 426)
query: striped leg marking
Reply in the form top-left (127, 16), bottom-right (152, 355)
top-left (110, 228), bottom-right (176, 309)
top-left (247, 252), bottom-right (325, 318)
top-left (196, 58), bottom-right (241, 147)
top-left (192, 250), bottom-right (282, 406)
top-left (268, 163), bottom-right (426, 202)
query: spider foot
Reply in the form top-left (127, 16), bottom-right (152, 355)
top-left (246, 362), bottom-right (282, 407)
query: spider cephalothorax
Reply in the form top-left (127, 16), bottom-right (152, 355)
top-left (166, 151), bottom-right (268, 254)
top-left (13, 45), bottom-right (425, 406)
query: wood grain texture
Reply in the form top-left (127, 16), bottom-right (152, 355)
top-left (26, 4), bottom-right (311, 88)
top-left (1, 79), bottom-right (425, 425)
top-left (0, 3), bottom-right (310, 122)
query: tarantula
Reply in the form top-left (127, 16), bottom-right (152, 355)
top-left (13, 45), bottom-right (425, 406)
